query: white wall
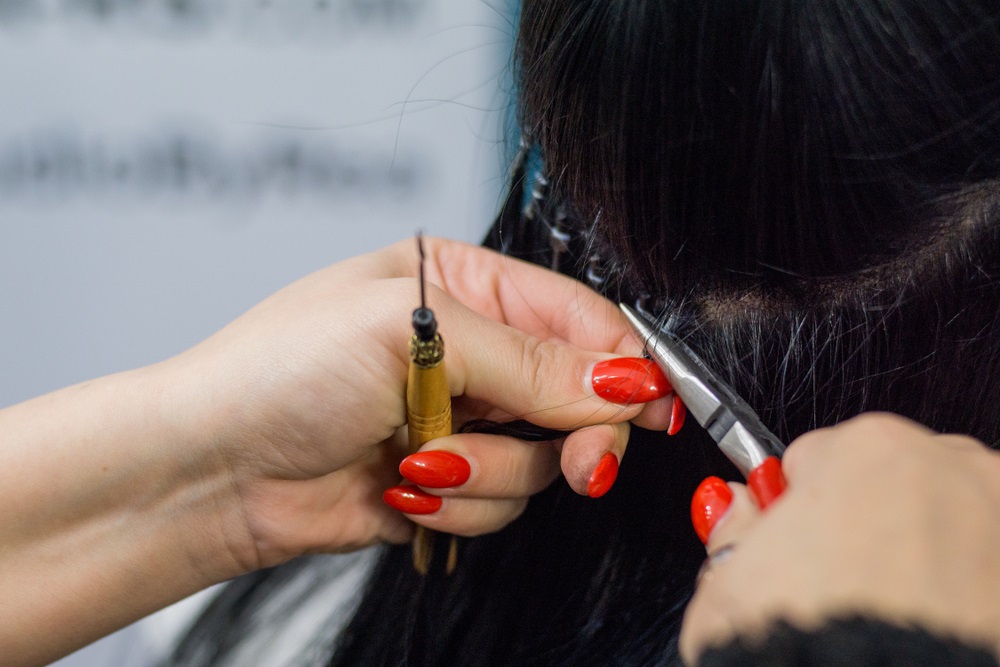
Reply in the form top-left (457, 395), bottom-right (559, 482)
top-left (0, 0), bottom-right (515, 408)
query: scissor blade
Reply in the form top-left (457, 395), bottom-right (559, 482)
top-left (619, 303), bottom-right (787, 473)
top-left (619, 303), bottom-right (726, 429)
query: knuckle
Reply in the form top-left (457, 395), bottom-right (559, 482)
top-left (937, 433), bottom-right (987, 453)
top-left (491, 449), bottom-right (525, 496)
top-left (519, 337), bottom-right (559, 404)
top-left (847, 411), bottom-right (912, 435)
top-left (784, 412), bottom-right (916, 476)
top-left (847, 412), bottom-right (921, 459)
top-left (783, 427), bottom-right (833, 475)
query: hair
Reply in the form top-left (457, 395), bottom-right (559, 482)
top-left (168, 2), bottom-right (1000, 665)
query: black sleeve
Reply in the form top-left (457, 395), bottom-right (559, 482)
top-left (698, 617), bottom-right (999, 667)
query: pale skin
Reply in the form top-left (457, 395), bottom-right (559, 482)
top-left (0, 237), bottom-right (671, 667)
top-left (7, 238), bottom-right (999, 667)
top-left (680, 413), bottom-right (1000, 664)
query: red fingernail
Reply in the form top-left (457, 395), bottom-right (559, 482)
top-left (668, 396), bottom-right (686, 435)
top-left (691, 477), bottom-right (733, 544)
top-left (399, 450), bottom-right (471, 488)
top-left (383, 485), bottom-right (443, 514)
top-left (587, 452), bottom-right (619, 498)
top-left (748, 456), bottom-right (786, 509)
top-left (591, 357), bottom-right (672, 404)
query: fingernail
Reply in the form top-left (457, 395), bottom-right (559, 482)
top-left (747, 456), bottom-right (786, 509)
top-left (591, 357), bottom-right (672, 404)
top-left (382, 485), bottom-right (443, 514)
top-left (399, 450), bottom-right (471, 488)
top-left (668, 396), bottom-right (686, 435)
top-left (691, 477), bottom-right (733, 544)
top-left (587, 452), bottom-right (619, 498)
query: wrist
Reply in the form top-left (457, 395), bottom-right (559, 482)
top-left (151, 355), bottom-right (262, 580)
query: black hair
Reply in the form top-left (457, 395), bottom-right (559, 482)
top-left (168, 2), bottom-right (1000, 665)
top-left (519, 0), bottom-right (1000, 296)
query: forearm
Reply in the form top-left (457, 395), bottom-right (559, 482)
top-left (0, 363), bottom-right (248, 667)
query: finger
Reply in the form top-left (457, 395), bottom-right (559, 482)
top-left (420, 237), bottom-right (636, 352)
top-left (630, 393), bottom-right (676, 432)
top-left (680, 591), bottom-right (739, 667)
top-left (327, 238), bottom-right (626, 350)
top-left (357, 281), bottom-right (658, 430)
top-left (781, 425), bottom-right (838, 482)
top-left (703, 483), bottom-right (760, 556)
top-left (353, 239), bottom-right (667, 430)
top-left (590, 357), bottom-right (676, 432)
top-left (419, 496), bottom-right (529, 537)
top-left (423, 240), bottom-right (674, 431)
top-left (341, 240), bottom-right (670, 431)
top-left (441, 299), bottom-right (651, 428)
top-left (373, 237), bottom-right (644, 358)
top-left (560, 423), bottom-right (630, 497)
top-left (690, 477), bottom-right (733, 545)
top-left (398, 432), bottom-right (561, 499)
top-left (682, 484), bottom-right (761, 665)
top-left (934, 433), bottom-right (990, 454)
top-left (383, 486), bottom-right (528, 537)
top-left (747, 457), bottom-right (787, 509)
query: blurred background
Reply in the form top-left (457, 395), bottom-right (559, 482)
top-left (0, 0), bottom-right (516, 409)
top-left (0, 2), bottom-right (515, 663)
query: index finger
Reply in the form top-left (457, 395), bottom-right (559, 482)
top-left (390, 237), bottom-right (639, 354)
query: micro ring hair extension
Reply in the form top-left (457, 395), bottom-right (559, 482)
top-left (518, 0), bottom-right (1000, 296)
top-left (168, 3), bottom-right (1000, 665)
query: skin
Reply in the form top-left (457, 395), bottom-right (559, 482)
top-left (0, 237), bottom-right (670, 667)
top-left (680, 413), bottom-right (1000, 664)
top-left (14, 238), bottom-right (994, 665)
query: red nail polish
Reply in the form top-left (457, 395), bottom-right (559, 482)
top-left (691, 477), bottom-right (733, 544)
top-left (668, 396), bottom-right (686, 435)
top-left (400, 450), bottom-right (471, 488)
top-left (591, 357), bottom-right (672, 404)
top-left (383, 485), bottom-right (443, 514)
top-left (587, 452), bottom-right (619, 498)
top-left (748, 456), bottom-right (786, 509)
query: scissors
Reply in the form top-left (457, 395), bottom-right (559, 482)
top-left (619, 303), bottom-right (787, 509)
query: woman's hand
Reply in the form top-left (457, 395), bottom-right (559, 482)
top-left (176, 237), bottom-right (674, 571)
top-left (680, 413), bottom-right (1000, 664)
top-left (1, 237), bottom-right (675, 666)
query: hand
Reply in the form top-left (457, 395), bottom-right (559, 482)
top-left (174, 237), bottom-right (674, 572)
top-left (680, 413), bottom-right (1000, 664)
top-left (0, 237), bottom-right (677, 665)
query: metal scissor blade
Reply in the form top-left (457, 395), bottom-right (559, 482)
top-left (619, 303), bottom-right (727, 430)
top-left (619, 303), bottom-right (786, 476)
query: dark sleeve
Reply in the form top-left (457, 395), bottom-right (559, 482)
top-left (698, 617), bottom-right (999, 667)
